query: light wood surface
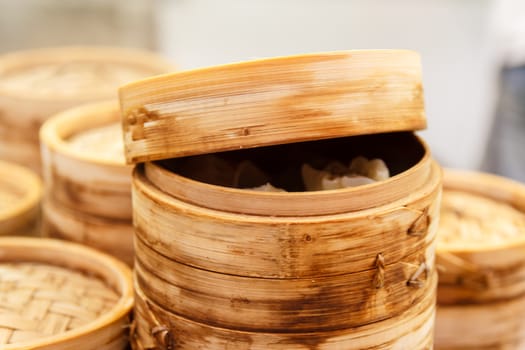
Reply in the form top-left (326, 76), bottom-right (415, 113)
top-left (0, 237), bottom-right (132, 350)
top-left (0, 160), bottom-right (42, 236)
top-left (132, 279), bottom-right (436, 350)
top-left (0, 46), bottom-right (174, 173)
top-left (119, 50), bottom-right (425, 163)
top-left (435, 169), bottom-right (525, 349)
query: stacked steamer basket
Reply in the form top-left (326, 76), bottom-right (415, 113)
top-left (0, 46), bottom-right (174, 175)
top-left (435, 170), bottom-right (525, 349)
top-left (119, 50), bottom-right (442, 349)
top-left (40, 101), bottom-right (134, 265)
top-left (0, 160), bottom-right (42, 236)
top-left (0, 237), bottom-right (133, 349)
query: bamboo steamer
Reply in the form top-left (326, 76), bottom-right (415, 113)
top-left (120, 50), bottom-right (442, 349)
top-left (40, 101), bottom-right (134, 265)
top-left (0, 237), bottom-right (133, 349)
top-left (435, 170), bottom-right (525, 349)
top-left (0, 160), bottom-right (42, 236)
top-left (0, 46), bottom-right (174, 174)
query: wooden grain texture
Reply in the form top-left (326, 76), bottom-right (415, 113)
top-left (132, 159), bottom-right (441, 278)
top-left (436, 170), bottom-right (525, 305)
top-left (0, 46), bottom-right (174, 173)
top-left (42, 199), bottom-right (134, 266)
top-left (119, 50), bottom-right (425, 163)
top-left (135, 234), bottom-right (435, 332)
top-left (132, 279), bottom-right (436, 350)
top-left (40, 100), bottom-right (132, 220)
top-left (435, 169), bottom-right (525, 350)
top-left (143, 134), bottom-right (432, 216)
top-left (435, 297), bottom-right (525, 349)
top-left (0, 237), bottom-right (133, 350)
top-left (0, 160), bottom-right (42, 236)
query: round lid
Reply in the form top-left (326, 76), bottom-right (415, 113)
top-left (119, 50), bottom-right (426, 164)
top-left (0, 46), bottom-right (174, 101)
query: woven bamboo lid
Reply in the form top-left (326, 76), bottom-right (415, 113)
top-left (119, 50), bottom-right (425, 163)
top-left (0, 46), bottom-right (174, 102)
top-left (0, 237), bottom-right (133, 349)
top-left (437, 169), bottom-right (525, 253)
top-left (0, 160), bottom-right (42, 236)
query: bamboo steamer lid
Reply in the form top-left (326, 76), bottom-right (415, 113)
top-left (119, 50), bottom-right (426, 163)
top-left (0, 46), bottom-right (174, 173)
top-left (0, 237), bottom-right (133, 349)
top-left (0, 160), bottom-right (42, 236)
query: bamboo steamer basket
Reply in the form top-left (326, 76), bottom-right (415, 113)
top-left (0, 160), bottom-right (42, 236)
top-left (40, 101), bottom-right (134, 265)
top-left (0, 237), bottom-right (133, 349)
top-left (120, 50), bottom-right (442, 349)
top-left (0, 46), bottom-right (174, 174)
top-left (435, 170), bottom-right (525, 349)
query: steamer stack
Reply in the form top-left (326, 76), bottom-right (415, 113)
top-left (435, 170), bottom-right (525, 349)
top-left (118, 50), bottom-right (442, 349)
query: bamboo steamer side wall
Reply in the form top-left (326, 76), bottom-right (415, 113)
top-left (40, 101), bottom-right (132, 220)
top-left (40, 101), bottom-right (134, 265)
top-left (42, 200), bottom-right (134, 266)
top-left (0, 47), bottom-right (174, 174)
top-left (435, 170), bottom-right (525, 349)
top-left (0, 160), bottom-right (42, 236)
top-left (132, 278), bottom-right (436, 350)
top-left (132, 159), bottom-right (441, 278)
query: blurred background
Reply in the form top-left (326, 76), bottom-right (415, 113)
top-left (1, 0), bottom-right (523, 181)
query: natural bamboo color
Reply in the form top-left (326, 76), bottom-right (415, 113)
top-left (131, 133), bottom-right (441, 348)
top-left (40, 101), bottom-right (131, 220)
top-left (132, 154), bottom-right (441, 278)
top-left (42, 199), bottom-right (134, 266)
top-left (0, 237), bottom-right (133, 350)
top-left (0, 46), bottom-right (174, 174)
top-left (119, 50), bottom-right (425, 164)
top-left (40, 101), bottom-right (134, 265)
top-left (435, 169), bottom-right (525, 349)
top-left (135, 235), bottom-right (436, 332)
top-left (132, 277), bottom-right (436, 350)
top-left (0, 160), bottom-right (42, 236)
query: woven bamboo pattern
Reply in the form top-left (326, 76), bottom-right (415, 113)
top-left (0, 262), bottom-right (118, 345)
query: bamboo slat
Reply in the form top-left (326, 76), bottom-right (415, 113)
top-left (40, 101), bottom-right (131, 220)
top-left (0, 237), bottom-right (133, 350)
top-left (132, 158), bottom-right (441, 278)
top-left (42, 199), bottom-right (134, 266)
top-left (435, 169), bottom-right (525, 349)
top-left (0, 160), bottom-right (42, 236)
top-left (40, 100), bottom-right (136, 265)
top-left (135, 235), bottom-right (436, 332)
top-left (132, 279), bottom-right (436, 350)
top-left (0, 46), bottom-right (174, 174)
top-left (119, 50), bottom-right (425, 163)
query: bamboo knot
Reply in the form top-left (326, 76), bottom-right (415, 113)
top-left (373, 253), bottom-right (385, 289)
top-left (407, 261), bottom-right (428, 288)
top-left (151, 325), bottom-right (175, 350)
